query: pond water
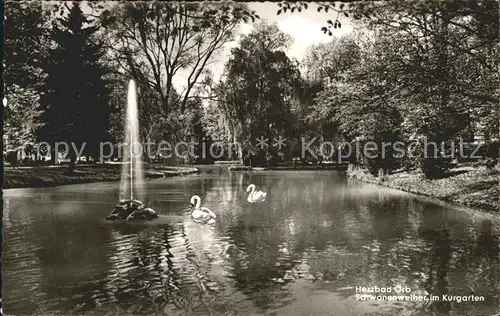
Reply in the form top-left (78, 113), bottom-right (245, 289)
top-left (3, 166), bottom-right (500, 316)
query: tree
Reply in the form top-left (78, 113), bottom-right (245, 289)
top-left (100, 2), bottom-right (244, 118)
top-left (4, 1), bottom-right (49, 160)
top-left (363, 1), bottom-right (498, 176)
top-left (39, 2), bottom-right (112, 172)
top-left (305, 0), bottom-right (498, 177)
top-left (302, 36), bottom-right (360, 84)
top-left (307, 32), bottom-right (404, 172)
top-left (302, 35), bottom-right (363, 144)
top-left (4, 85), bottom-right (43, 153)
top-left (209, 22), bottom-right (303, 165)
top-left (4, 1), bottom-right (49, 89)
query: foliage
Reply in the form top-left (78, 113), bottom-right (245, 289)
top-left (302, 36), bottom-right (361, 84)
top-left (420, 156), bottom-right (454, 179)
top-left (205, 22), bottom-right (303, 164)
top-left (100, 2), bottom-right (241, 116)
top-left (39, 2), bottom-right (112, 167)
top-left (4, 0), bottom-right (497, 175)
top-left (4, 1), bottom-right (49, 88)
top-left (275, 1), bottom-right (374, 35)
top-left (4, 85), bottom-right (43, 152)
top-left (303, 0), bottom-right (498, 177)
top-left (4, 1), bottom-right (49, 154)
top-left (93, 1), bottom-right (240, 160)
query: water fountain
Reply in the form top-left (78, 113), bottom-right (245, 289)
top-left (119, 79), bottom-right (145, 201)
top-left (106, 80), bottom-right (158, 221)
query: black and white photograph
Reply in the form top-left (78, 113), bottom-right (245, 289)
top-left (2, 0), bottom-right (499, 315)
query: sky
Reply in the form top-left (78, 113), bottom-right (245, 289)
top-left (237, 3), bottom-right (353, 59)
top-left (209, 2), bottom-right (354, 81)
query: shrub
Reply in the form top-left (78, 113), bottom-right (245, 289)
top-left (485, 158), bottom-right (497, 169)
top-left (408, 138), bottom-right (452, 179)
top-left (6, 150), bottom-right (19, 167)
top-left (361, 145), bottom-right (399, 177)
top-left (420, 156), bottom-right (452, 179)
top-left (485, 140), bottom-right (499, 160)
top-left (365, 157), bottom-right (381, 176)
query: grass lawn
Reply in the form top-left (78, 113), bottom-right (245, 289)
top-left (3, 164), bottom-right (199, 189)
top-left (348, 163), bottom-right (499, 213)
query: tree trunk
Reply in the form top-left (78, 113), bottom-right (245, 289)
top-left (67, 150), bottom-right (76, 175)
top-left (238, 145), bottom-right (244, 165)
top-left (50, 144), bottom-right (56, 165)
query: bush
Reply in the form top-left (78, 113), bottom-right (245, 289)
top-left (362, 150), bottom-right (399, 177)
top-left (400, 154), bottom-right (417, 171)
top-left (364, 157), bottom-right (381, 176)
top-left (485, 141), bottom-right (499, 160)
top-left (407, 137), bottom-right (453, 179)
top-left (420, 156), bottom-right (452, 179)
top-left (484, 158), bottom-right (497, 169)
top-left (6, 150), bottom-right (18, 167)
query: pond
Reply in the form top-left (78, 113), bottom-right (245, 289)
top-left (3, 166), bottom-right (500, 316)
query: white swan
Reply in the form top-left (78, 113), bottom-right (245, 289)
top-left (246, 184), bottom-right (267, 203)
top-left (190, 195), bottom-right (217, 224)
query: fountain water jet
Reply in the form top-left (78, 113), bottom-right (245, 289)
top-left (119, 79), bottom-right (145, 201)
top-left (106, 80), bottom-right (158, 221)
